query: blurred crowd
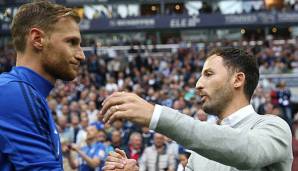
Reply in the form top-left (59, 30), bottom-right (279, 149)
top-left (1, 39), bottom-right (298, 170)
top-left (82, 1), bottom-right (298, 20)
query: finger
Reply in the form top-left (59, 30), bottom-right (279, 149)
top-left (102, 91), bottom-right (126, 106)
top-left (125, 159), bottom-right (138, 171)
top-left (107, 109), bottom-right (134, 124)
top-left (103, 104), bottom-right (127, 123)
top-left (100, 98), bottom-right (125, 120)
top-left (109, 150), bottom-right (125, 159)
top-left (105, 156), bottom-right (122, 164)
top-left (104, 161), bottom-right (124, 169)
top-left (105, 110), bottom-right (126, 124)
top-left (115, 148), bottom-right (128, 159)
top-left (102, 164), bottom-right (115, 170)
top-left (102, 105), bottom-right (117, 123)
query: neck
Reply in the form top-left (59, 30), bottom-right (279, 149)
top-left (217, 95), bottom-right (249, 123)
top-left (16, 51), bottom-right (56, 84)
top-left (155, 144), bottom-right (164, 151)
top-left (86, 138), bottom-right (96, 145)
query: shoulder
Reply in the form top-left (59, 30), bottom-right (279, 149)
top-left (255, 114), bottom-right (289, 128)
top-left (0, 72), bottom-right (34, 93)
top-left (0, 75), bottom-right (37, 107)
top-left (252, 114), bottom-right (292, 139)
top-left (0, 72), bottom-right (18, 87)
top-left (144, 146), bottom-right (155, 153)
top-left (0, 75), bottom-right (23, 106)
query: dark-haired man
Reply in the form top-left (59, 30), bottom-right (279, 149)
top-left (101, 48), bottom-right (292, 171)
top-left (0, 1), bottom-right (84, 170)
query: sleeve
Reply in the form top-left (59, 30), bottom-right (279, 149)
top-left (149, 104), bottom-right (163, 130)
top-left (0, 82), bottom-right (61, 170)
top-left (155, 106), bottom-right (293, 170)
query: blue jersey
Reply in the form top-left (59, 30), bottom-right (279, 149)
top-left (0, 67), bottom-right (63, 170)
top-left (79, 142), bottom-right (106, 171)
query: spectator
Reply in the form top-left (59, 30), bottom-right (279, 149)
top-left (97, 129), bottom-right (114, 155)
top-left (58, 115), bottom-right (74, 146)
top-left (124, 132), bottom-right (144, 161)
top-left (66, 125), bottom-right (107, 171)
top-left (76, 116), bottom-right (89, 147)
top-left (110, 130), bottom-right (125, 150)
top-left (276, 81), bottom-right (293, 127)
top-left (139, 133), bottom-right (176, 171)
top-left (176, 151), bottom-right (191, 171)
top-left (141, 126), bottom-right (154, 148)
top-left (87, 101), bottom-right (99, 123)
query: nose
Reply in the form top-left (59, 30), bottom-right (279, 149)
top-left (195, 76), bottom-right (203, 91)
top-left (75, 47), bottom-right (85, 61)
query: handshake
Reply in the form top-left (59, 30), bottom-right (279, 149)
top-left (103, 149), bottom-right (138, 171)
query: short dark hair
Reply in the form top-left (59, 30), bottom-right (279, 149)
top-left (207, 47), bottom-right (259, 100)
top-left (11, 1), bottom-right (80, 52)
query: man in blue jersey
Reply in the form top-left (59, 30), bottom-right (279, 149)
top-left (66, 124), bottom-right (107, 171)
top-left (0, 1), bottom-right (85, 170)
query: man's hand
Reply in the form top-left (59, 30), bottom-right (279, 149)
top-left (103, 149), bottom-right (139, 171)
top-left (100, 92), bottom-right (154, 127)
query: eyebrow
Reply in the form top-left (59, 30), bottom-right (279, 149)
top-left (202, 68), bottom-right (213, 74)
top-left (65, 36), bottom-right (81, 43)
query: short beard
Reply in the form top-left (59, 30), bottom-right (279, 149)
top-left (202, 83), bottom-right (233, 116)
top-left (42, 43), bottom-right (76, 81)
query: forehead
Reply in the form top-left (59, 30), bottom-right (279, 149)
top-left (202, 54), bottom-right (226, 72)
top-left (87, 125), bottom-right (97, 131)
top-left (112, 131), bottom-right (120, 135)
top-left (132, 135), bottom-right (141, 139)
top-left (50, 17), bottom-right (81, 38)
top-left (154, 134), bottom-right (164, 139)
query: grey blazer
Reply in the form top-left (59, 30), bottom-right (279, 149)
top-left (155, 106), bottom-right (293, 171)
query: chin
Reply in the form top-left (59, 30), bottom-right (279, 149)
top-left (202, 105), bottom-right (214, 114)
top-left (60, 73), bottom-right (76, 81)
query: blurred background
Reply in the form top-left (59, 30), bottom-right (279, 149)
top-left (1, 0), bottom-right (298, 170)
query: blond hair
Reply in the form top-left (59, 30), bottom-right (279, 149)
top-left (11, 1), bottom-right (80, 52)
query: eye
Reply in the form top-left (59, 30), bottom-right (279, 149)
top-left (67, 39), bottom-right (79, 46)
top-left (204, 72), bottom-right (212, 77)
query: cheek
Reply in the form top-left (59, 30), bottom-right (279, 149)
top-left (208, 79), bottom-right (223, 94)
top-left (51, 43), bottom-right (72, 61)
top-left (44, 46), bottom-right (66, 64)
top-left (57, 48), bottom-right (72, 63)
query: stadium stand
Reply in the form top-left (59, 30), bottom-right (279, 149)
top-left (1, 0), bottom-right (298, 170)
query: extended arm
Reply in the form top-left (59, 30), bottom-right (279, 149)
top-left (155, 106), bottom-right (292, 169)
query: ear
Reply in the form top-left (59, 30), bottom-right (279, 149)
top-left (233, 72), bottom-right (245, 89)
top-left (29, 28), bottom-right (46, 51)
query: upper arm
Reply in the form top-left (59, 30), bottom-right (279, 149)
top-left (0, 82), bottom-right (61, 169)
top-left (156, 106), bottom-right (292, 169)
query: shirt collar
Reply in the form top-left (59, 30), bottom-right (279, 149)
top-left (11, 66), bottom-right (54, 98)
top-left (221, 105), bottom-right (255, 127)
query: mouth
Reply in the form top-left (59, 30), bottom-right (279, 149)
top-left (200, 95), bottom-right (208, 103)
top-left (70, 63), bottom-right (80, 70)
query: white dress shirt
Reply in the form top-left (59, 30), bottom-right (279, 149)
top-left (149, 104), bottom-right (255, 129)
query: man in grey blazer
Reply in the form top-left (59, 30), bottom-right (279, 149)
top-left (101, 47), bottom-right (293, 171)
